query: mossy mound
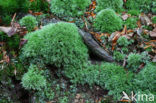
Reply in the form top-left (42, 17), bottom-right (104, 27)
top-left (93, 9), bottom-right (123, 33)
top-left (20, 22), bottom-right (89, 69)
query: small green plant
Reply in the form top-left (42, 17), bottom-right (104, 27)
top-left (20, 15), bottom-right (38, 32)
top-left (134, 63), bottom-right (156, 93)
top-left (93, 9), bottom-right (123, 33)
top-left (113, 51), bottom-right (125, 62)
top-left (127, 53), bottom-right (142, 71)
top-left (21, 65), bottom-right (46, 90)
top-left (152, 16), bottom-right (156, 24)
top-left (117, 36), bottom-right (129, 47)
top-left (124, 17), bottom-right (138, 29)
top-left (96, 0), bottom-right (123, 12)
top-left (20, 22), bottom-right (89, 69)
top-left (127, 10), bottom-right (140, 16)
top-left (50, 0), bottom-right (91, 17)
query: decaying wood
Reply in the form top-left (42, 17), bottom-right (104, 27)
top-left (79, 29), bottom-right (114, 62)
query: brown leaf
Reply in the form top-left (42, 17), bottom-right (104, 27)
top-left (121, 25), bottom-right (127, 35)
top-left (137, 20), bottom-right (142, 28)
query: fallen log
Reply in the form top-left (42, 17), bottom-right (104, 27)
top-left (78, 29), bottom-right (114, 62)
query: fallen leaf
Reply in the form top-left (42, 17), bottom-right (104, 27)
top-left (140, 13), bottom-right (152, 26)
top-left (150, 31), bottom-right (156, 37)
top-left (121, 25), bottom-right (127, 35)
top-left (121, 14), bottom-right (129, 20)
top-left (137, 20), bottom-right (142, 28)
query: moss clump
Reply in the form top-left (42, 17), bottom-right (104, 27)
top-left (93, 9), bottom-right (123, 33)
top-left (20, 15), bottom-right (38, 32)
top-left (124, 17), bottom-right (138, 29)
top-left (127, 53), bottom-right (142, 71)
top-left (125, 0), bottom-right (152, 13)
top-left (117, 36), bottom-right (129, 47)
top-left (113, 51), bottom-right (125, 62)
top-left (152, 16), bottom-right (156, 24)
top-left (134, 63), bottom-right (156, 93)
top-left (96, 0), bottom-right (123, 12)
top-left (21, 65), bottom-right (46, 90)
top-left (50, 0), bottom-right (91, 17)
top-left (20, 22), bottom-right (88, 69)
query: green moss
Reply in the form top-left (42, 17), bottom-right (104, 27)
top-left (20, 15), bottom-right (38, 32)
top-left (151, 2), bottom-right (156, 14)
top-left (125, 0), bottom-right (153, 13)
top-left (124, 17), bottom-right (138, 29)
top-left (29, 0), bottom-right (49, 12)
top-left (0, 0), bottom-right (29, 15)
top-left (152, 16), bottom-right (156, 24)
top-left (93, 9), bottom-right (123, 33)
top-left (96, 0), bottom-right (123, 12)
top-left (7, 34), bottom-right (20, 50)
top-left (50, 0), bottom-right (91, 17)
top-left (127, 10), bottom-right (140, 16)
top-left (21, 65), bottom-right (46, 90)
top-left (71, 63), bottom-right (133, 100)
top-left (113, 51), bottom-right (125, 62)
top-left (0, 0), bottom-right (18, 15)
top-left (127, 53), bottom-right (142, 71)
top-left (134, 63), bottom-right (156, 93)
top-left (20, 22), bottom-right (89, 69)
top-left (117, 36), bottom-right (129, 47)
top-left (1, 15), bottom-right (12, 25)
